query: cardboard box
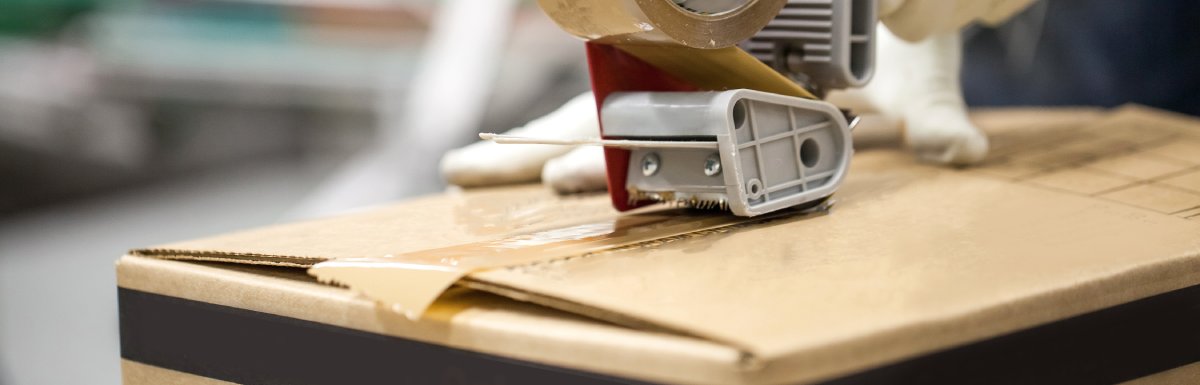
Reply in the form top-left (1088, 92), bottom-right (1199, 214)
top-left (118, 106), bottom-right (1200, 384)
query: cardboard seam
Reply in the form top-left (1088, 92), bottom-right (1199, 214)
top-left (131, 240), bottom-right (764, 350)
top-left (504, 205), bottom-right (829, 272)
top-left (449, 208), bottom-right (832, 356)
top-left (459, 279), bottom-right (692, 336)
top-left (454, 213), bottom-right (830, 357)
top-left (459, 278), bottom-right (765, 371)
top-left (130, 244), bottom-right (768, 356)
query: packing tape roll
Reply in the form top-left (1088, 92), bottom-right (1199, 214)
top-left (539, 0), bottom-right (815, 99)
top-left (538, 0), bottom-right (787, 49)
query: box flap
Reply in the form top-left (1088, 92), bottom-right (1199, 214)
top-left (132, 106), bottom-right (1200, 383)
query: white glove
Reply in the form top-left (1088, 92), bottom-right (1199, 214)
top-left (440, 92), bottom-right (609, 193)
top-left (441, 0), bottom-right (1036, 193)
top-left (838, 0), bottom-right (1035, 165)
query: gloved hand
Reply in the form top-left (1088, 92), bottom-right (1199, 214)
top-left (834, 0), bottom-right (1035, 165)
top-left (441, 92), bottom-right (610, 193)
top-left (441, 0), bottom-right (1035, 194)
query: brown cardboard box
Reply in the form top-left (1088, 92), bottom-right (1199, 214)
top-left (119, 106), bottom-right (1200, 384)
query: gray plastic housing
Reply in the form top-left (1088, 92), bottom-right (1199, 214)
top-left (741, 0), bottom-right (876, 91)
top-left (602, 89), bottom-right (852, 217)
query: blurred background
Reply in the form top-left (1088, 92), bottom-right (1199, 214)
top-left (0, 0), bottom-right (589, 383)
top-left (1, 0), bottom-right (1197, 383)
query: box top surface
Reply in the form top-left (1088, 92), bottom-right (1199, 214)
top-left (132, 106), bottom-right (1200, 383)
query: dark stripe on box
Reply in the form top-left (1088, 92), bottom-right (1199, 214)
top-left (118, 288), bottom-right (652, 385)
top-left (119, 285), bottom-right (1200, 385)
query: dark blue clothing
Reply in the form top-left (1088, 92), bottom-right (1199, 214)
top-left (962, 0), bottom-right (1200, 116)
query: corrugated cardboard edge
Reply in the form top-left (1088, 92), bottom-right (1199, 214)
top-left (131, 249), bottom-right (321, 268)
top-left (115, 255), bottom-right (756, 385)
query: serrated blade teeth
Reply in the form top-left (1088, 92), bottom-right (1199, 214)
top-left (627, 188), bottom-right (732, 212)
top-left (682, 198), bottom-right (728, 211)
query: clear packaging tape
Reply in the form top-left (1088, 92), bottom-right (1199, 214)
top-left (309, 207), bottom-right (819, 319)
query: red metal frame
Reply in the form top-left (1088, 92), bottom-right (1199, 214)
top-left (585, 42), bottom-right (700, 211)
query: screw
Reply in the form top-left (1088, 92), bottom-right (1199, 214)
top-left (704, 154), bottom-right (722, 176)
top-left (641, 153), bottom-right (660, 176)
